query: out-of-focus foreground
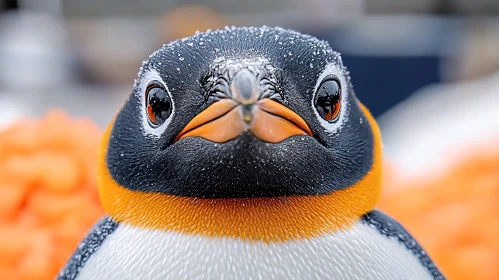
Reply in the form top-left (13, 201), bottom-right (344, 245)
top-left (0, 112), bottom-right (104, 279)
top-left (1, 0), bottom-right (499, 279)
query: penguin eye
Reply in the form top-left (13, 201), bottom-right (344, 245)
top-left (146, 83), bottom-right (172, 126)
top-left (314, 76), bottom-right (341, 123)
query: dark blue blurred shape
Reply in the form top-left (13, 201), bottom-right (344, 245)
top-left (304, 17), bottom-right (460, 117)
top-left (339, 55), bottom-right (440, 117)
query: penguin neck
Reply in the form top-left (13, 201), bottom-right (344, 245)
top-left (98, 103), bottom-right (383, 243)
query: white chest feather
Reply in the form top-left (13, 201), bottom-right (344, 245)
top-left (77, 222), bottom-right (432, 280)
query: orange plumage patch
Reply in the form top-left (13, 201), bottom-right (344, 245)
top-left (98, 103), bottom-right (383, 242)
top-left (379, 140), bottom-right (499, 280)
top-left (0, 111), bottom-right (104, 280)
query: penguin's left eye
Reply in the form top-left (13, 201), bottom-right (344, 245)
top-left (146, 84), bottom-right (172, 126)
top-left (314, 76), bottom-right (341, 123)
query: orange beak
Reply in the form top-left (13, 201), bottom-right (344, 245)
top-left (175, 69), bottom-right (313, 143)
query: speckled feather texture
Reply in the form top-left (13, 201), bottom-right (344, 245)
top-left (362, 211), bottom-right (444, 280)
top-left (59, 210), bottom-right (444, 280)
top-left (58, 217), bottom-right (118, 280)
top-left (106, 25), bottom-right (375, 198)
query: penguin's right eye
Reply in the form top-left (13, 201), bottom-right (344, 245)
top-left (314, 76), bottom-right (341, 123)
top-left (146, 84), bottom-right (172, 126)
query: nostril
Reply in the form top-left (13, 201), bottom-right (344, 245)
top-left (241, 104), bottom-right (254, 123)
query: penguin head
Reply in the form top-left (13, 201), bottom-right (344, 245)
top-left (103, 26), bottom-right (380, 200)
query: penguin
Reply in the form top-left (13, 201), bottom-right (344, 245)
top-left (58, 26), bottom-right (445, 280)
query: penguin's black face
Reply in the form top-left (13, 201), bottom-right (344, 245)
top-left (107, 27), bottom-right (374, 198)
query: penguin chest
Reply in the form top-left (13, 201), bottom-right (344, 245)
top-left (77, 222), bottom-right (433, 280)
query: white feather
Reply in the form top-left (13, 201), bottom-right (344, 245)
top-left (78, 222), bottom-right (432, 280)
